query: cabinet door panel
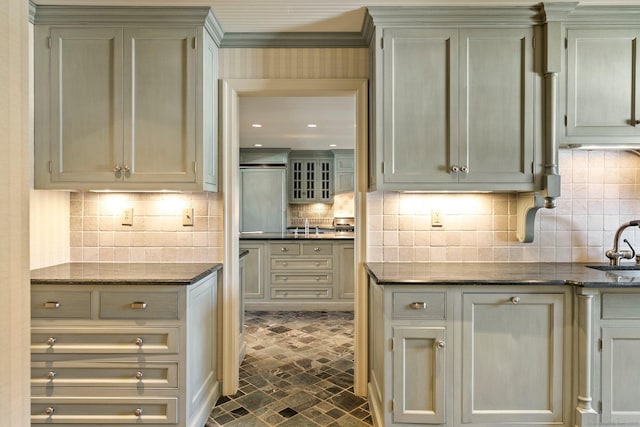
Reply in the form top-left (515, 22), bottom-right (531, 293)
top-left (567, 29), bottom-right (640, 136)
top-left (123, 28), bottom-right (197, 183)
top-left (601, 327), bottom-right (640, 424)
top-left (393, 327), bottom-right (445, 424)
top-left (461, 292), bottom-right (565, 424)
top-left (460, 28), bottom-right (534, 184)
top-left (239, 243), bottom-right (266, 299)
top-left (383, 28), bottom-right (458, 184)
top-left (50, 28), bottom-right (123, 184)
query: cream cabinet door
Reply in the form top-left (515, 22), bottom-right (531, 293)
top-left (49, 27), bottom-right (124, 184)
top-left (123, 28), bottom-right (197, 184)
top-left (566, 29), bottom-right (640, 138)
top-left (461, 292), bottom-right (566, 425)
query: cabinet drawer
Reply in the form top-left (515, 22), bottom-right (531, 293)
top-left (271, 258), bottom-right (332, 270)
top-left (602, 292), bottom-right (640, 319)
top-left (270, 242), bottom-right (300, 256)
top-left (31, 327), bottom-right (179, 354)
top-left (99, 291), bottom-right (180, 320)
top-left (32, 290), bottom-right (92, 319)
top-left (302, 243), bottom-right (333, 256)
top-left (31, 397), bottom-right (178, 424)
top-left (271, 273), bottom-right (333, 285)
top-left (271, 287), bottom-right (333, 299)
top-left (392, 291), bottom-right (446, 320)
top-left (32, 361), bottom-right (179, 389)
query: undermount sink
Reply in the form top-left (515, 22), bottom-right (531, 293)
top-left (587, 265), bottom-right (640, 280)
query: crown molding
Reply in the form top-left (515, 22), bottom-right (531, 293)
top-left (563, 4), bottom-right (640, 24)
top-left (220, 32), bottom-right (367, 48)
top-left (541, 2), bottom-right (579, 22)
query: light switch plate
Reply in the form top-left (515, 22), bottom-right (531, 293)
top-left (121, 208), bottom-right (133, 226)
top-left (431, 209), bottom-right (443, 227)
top-left (182, 208), bottom-right (194, 226)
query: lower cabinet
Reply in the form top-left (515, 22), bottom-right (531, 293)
top-left (368, 281), bottom-right (570, 427)
top-left (240, 239), bottom-right (354, 310)
top-left (30, 272), bottom-right (220, 427)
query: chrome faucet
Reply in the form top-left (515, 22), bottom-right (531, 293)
top-left (606, 220), bottom-right (640, 265)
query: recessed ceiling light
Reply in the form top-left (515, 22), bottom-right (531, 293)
top-left (254, 144), bottom-right (263, 147)
top-left (329, 144), bottom-right (337, 147)
top-left (251, 124), bottom-right (262, 128)
top-left (307, 124), bottom-right (317, 128)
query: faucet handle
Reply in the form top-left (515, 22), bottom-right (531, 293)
top-left (622, 238), bottom-right (636, 260)
top-left (629, 220), bottom-right (640, 227)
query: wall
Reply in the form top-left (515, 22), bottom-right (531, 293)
top-left (367, 150), bottom-right (640, 263)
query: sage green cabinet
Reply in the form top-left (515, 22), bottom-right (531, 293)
top-left (33, 6), bottom-right (221, 191)
top-left (289, 151), bottom-right (333, 204)
top-left (239, 241), bottom-right (267, 300)
top-left (560, 28), bottom-right (640, 146)
top-left (366, 8), bottom-right (542, 192)
top-left (333, 149), bottom-right (355, 194)
top-left (461, 291), bottom-right (568, 426)
top-left (337, 242), bottom-right (355, 299)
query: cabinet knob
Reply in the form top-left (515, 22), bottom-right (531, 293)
top-left (634, 119), bottom-right (640, 126)
top-left (135, 371), bottom-right (144, 380)
top-left (135, 337), bottom-right (144, 347)
top-left (410, 302), bottom-right (428, 310)
top-left (437, 340), bottom-right (446, 349)
top-left (43, 301), bottom-right (61, 309)
top-left (113, 164), bottom-right (122, 173)
top-left (511, 296), bottom-right (521, 304)
top-left (315, 276), bottom-right (320, 281)
top-left (123, 165), bottom-right (130, 173)
top-left (315, 262), bottom-right (320, 267)
top-left (47, 371), bottom-right (56, 380)
top-left (134, 408), bottom-right (143, 417)
top-left (281, 247), bottom-right (289, 252)
top-left (130, 302), bottom-right (147, 310)
top-left (47, 337), bottom-right (56, 346)
top-left (460, 165), bottom-right (469, 173)
top-left (451, 165), bottom-right (460, 173)
top-left (314, 247), bottom-right (320, 252)
top-left (316, 291), bottom-right (321, 297)
top-left (283, 276), bottom-right (288, 281)
top-left (282, 262), bottom-right (288, 267)
top-left (45, 407), bottom-right (55, 416)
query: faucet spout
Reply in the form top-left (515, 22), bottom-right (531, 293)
top-left (606, 221), bottom-right (640, 265)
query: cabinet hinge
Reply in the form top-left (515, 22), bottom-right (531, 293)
top-left (390, 399), bottom-right (394, 412)
top-left (193, 37), bottom-right (197, 50)
top-left (532, 36), bottom-right (536, 49)
top-left (47, 37), bottom-right (51, 49)
top-left (598, 401), bottom-right (602, 413)
top-left (564, 115), bottom-right (568, 127)
top-left (565, 37), bottom-right (568, 49)
top-left (381, 162), bottom-right (385, 174)
top-left (598, 338), bottom-right (602, 351)
top-left (194, 161), bottom-right (197, 174)
top-left (48, 160), bottom-right (52, 174)
top-left (531, 162), bottom-right (534, 174)
top-left (390, 337), bottom-right (394, 351)
top-left (380, 37), bottom-right (384, 50)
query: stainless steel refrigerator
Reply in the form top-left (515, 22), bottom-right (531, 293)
top-left (240, 165), bottom-right (287, 233)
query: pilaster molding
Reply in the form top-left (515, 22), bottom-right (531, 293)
top-left (220, 32), bottom-right (367, 48)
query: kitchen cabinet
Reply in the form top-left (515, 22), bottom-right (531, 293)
top-left (333, 149), bottom-right (355, 194)
top-left (289, 151), bottom-right (334, 203)
top-left (461, 291), bottom-right (568, 426)
top-left (241, 239), bottom-right (354, 310)
top-left (559, 27), bottom-right (640, 146)
top-left (30, 270), bottom-right (220, 427)
top-left (32, 6), bottom-right (221, 191)
top-left (365, 8), bottom-right (542, 192)
top-left (240, 167), bottom-right (287, 233)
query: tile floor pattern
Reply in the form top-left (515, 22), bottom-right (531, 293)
top-left (207, 311), bottom-right (372, 427)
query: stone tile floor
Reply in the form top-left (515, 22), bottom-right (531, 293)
top-left (207, 311), bottom-right (372, 426)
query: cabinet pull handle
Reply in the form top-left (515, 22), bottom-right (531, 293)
top-left (281, 247), bottom-right (289, 252)
top-left (135, 337), bottom-right (144, 347)
top-left (134, 408), bottom-right (143, 417)
top-left (47, 337), bottom-right (56, 346)
top-left (47, 371), bottom-right (56, 380)
top-left (130, 302), bottom-right (147, 310)
top-left (45, 407), bottom-right (55, 416)
top-left (44, 301), bottom-right (61, 309)
top-left (410, 302), bottom-right (428, 310)
top-left (437, 340), bottom-right (446, 349)
top-left (135, 371), bottom-right (144, 380)
top-left (511, 296), bottom-right (521, 304)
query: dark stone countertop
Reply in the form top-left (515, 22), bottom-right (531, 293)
top-left (31, 262), bottom-right (223, 286)
top-left (239, 232), bottom-right (354, 240)
top-left (365, 262), bottom-right (640, 288)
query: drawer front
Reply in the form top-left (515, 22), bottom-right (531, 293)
top-left (270, 242), bottom-right (300, 256)
top-left (32, 290), bottom-right (92, 319)
top-left (271, 273), bottom-right (333, 285)
top-left (302, 243), bottom-right (333, 256)
top-left (271, 287), bottom-right (333, 299)
top-left (99, 291), bottom-right (180, 320)
top-left (602, 292), bottom-right (640, 319)
top-left (271, 258), bottom-right (332, 270)
top-left (392, 291), bottom-right (446, 320)
top-left (31, 397), bottom-right (178, 424)
top-left (32, 361), bottom-right (179, 389)
top-left (31, 327), bottom-right (179, 354)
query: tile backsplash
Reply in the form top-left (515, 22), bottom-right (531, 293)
top-left (366, 150), bottom-right (640, 263)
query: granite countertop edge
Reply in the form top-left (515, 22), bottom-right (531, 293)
top-left (364, 262), bottom-right (640, 288)
top-left (31, 262), bottom-right (223, 286)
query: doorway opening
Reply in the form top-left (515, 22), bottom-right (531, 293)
top-left (220, 79), bottom-right (368, 403)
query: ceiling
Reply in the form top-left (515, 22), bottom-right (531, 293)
top-left (239, 96), bottom-right (355, 150)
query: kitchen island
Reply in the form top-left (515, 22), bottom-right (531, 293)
top-left (240, 233), bottom-right (354, 310)
top-left (30, 262), bottom-right (222, 427)
top-left (365, 262), bottom-right (640, 427)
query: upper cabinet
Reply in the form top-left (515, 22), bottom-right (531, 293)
top-left (32, 6), bottom-right (222, 191)
top-left (332, 149), bottom-right (354, 195)
top-left (289, 151), bottom-right (334, 204)
top-left (365, 7), bottom-right (544, 192)
top-left (557, 6), bottom-right (640, 147)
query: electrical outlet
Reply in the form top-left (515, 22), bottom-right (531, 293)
top-left (431, 209), bottom-right (443, 227)
top-left (182, 207), bottom-right (194, 226)
top-left (121, 208), bottom-right (133, 226)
